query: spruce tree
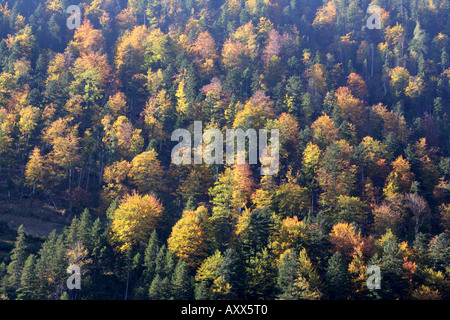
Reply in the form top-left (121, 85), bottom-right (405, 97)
top-left (428, 234), bottom-right (450, 272)
top-left (35, 231), bottom-right (57, 299)
top-left (160, 276), bottom-right (172, 300)
top-left (245, 207), bottom-right (275, 258)
top-left (65, 216), bottom-right (79, 246)
top-left (194, 281), bottom-right (208, 300)
top-left (245, 248), bottom-right (277, 300)
top-left (380, 239), bottom-right (408, 299)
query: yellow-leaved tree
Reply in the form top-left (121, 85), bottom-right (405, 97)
top-left (383, 155), bottom-right (415, 197)
top-left (111, 192), bottom-right (163, 252)
top-left (25, 147), bottom-right (45, 197)
top-left (310, 114), bottom-right (339, 149)
top-left (128, 149), bottom-right (164, 195)
top-left (167, 206), bottom-right (209, 269)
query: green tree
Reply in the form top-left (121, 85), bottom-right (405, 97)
top-left (171, 260), bottom-right (194, 300)
top-left (143, 230), bottom-right (159, 283)
top-left (195, 250), bottom-right (223, 300)
top-left (6, 225), bottom-right (28, 294)
top-left (34, 232), bottom-right (67, 299)
top-left (277, 249), bottom-right (299, 300)
top-left (216, 248), bottom-right (245, 299)
top-left (325, 252), bottom-right (349, 300)
top-left (245, 248), bottom-right (277, 300)
top-left (246, 207), bottom-right (275, 258)
top-left (17, 254), bottom-right (36, 300)
top-left (148, 274), bottom-right (165, 300)
top-left (409, 21), bottom-right (428, 57)
top-left (380, 238), bottom-right (408, 300)
top-left (428, 234), bottom-right (449, 272)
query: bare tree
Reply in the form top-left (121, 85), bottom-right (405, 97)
top-left (405, 193), bottom-right (431, 240)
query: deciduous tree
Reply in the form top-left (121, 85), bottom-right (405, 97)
top-left (168, 206), bottom-right (209, 269)
top-left (111, 192), bottom-right (163, 252)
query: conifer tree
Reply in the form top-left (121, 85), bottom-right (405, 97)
top-left (171, 260), bottom-right (194, 300)
top-left (148, 274), bottom-right (164, 300)
top-left (325, 252), bottom-right (349, 300)
top-left (217, 248), bottom-right (245, 299)
top-left (277, 249), bottom-right (299, 300)
top-left (143, 230), bottom-right (159, 283)
top-left (17, 254), bottom-right (36, 300)
top-left (245, 248), bottom-right (277, 300)
top-left (6, 225), bottom-right (28, 294)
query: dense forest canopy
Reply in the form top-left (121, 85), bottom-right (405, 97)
top-left (0, 0), bottom-right (449, 300)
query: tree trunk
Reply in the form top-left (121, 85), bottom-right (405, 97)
top-left (124, 269), bottom-right (130, 300)
top-left (69, 168), bottom-right (73, 216)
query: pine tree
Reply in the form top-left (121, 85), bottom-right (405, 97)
top-left (409, 21), bottom-right (428, 56)
top-left (164, 249), bottom-right (176, 279)
top-left (90, 218), bottom-right (104, 264)
top-left (65, 214), bottom-right (78, 245)
top-left (293, 248), bottom-right (323, 300)
top-left (428, 234), bottom-right (450, 272)
top-left (34, 231), bottom-right (68, 299)
top-left (155, 244), bottom-right (167, 278)
top-left (160, 276), bottom-right (171, 300)
top-left (194, 250), bottom-right (223, 300)
top-left (194, 281), bottom-right (208, 300)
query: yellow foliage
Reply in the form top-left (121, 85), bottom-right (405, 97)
top-left (271, 216), bottom-right (308, 258)
top-left (111, 192), bottom-right (163, 252)
top-left (168, 206), bottom-right (209, 268)
top-left (313, 0), bottom-right (337, 29)
top-left (311, 114), bottom-right (338, 148)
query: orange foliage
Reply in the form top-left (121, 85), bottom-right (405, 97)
top-left (313, 0), bottom-right (337, 29)
top-left (335, 86), bottom-right (366, 131)
top-left (311, 114), bottom-right (338, 148)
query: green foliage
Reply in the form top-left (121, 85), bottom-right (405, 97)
top-left (325, 252), bottom-right (349, 300)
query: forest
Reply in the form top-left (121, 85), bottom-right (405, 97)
top-left (0, 0), bottom-right (449, 300)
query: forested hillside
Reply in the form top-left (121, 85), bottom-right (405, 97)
top-left (0, 0), bottom-right (449, 300)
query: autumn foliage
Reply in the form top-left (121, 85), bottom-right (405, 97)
top-left (0, 0), bottom-right (449, 302)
